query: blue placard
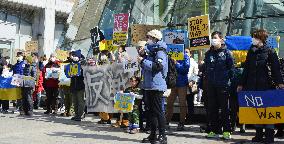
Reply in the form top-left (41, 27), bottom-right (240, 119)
top-left (64, 63), bottom-right (81, 78)
top-left (163, 29), bottom-right (189, 48)
top-left (238, 90), bottom-right (284, 108)
top-left (167, 44), bottom-right (185, 60)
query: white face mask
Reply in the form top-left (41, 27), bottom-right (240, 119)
top-left (6, 59), bottom-right (10, 64)
top-left (17, 56), bottom-right (23, 61)
top-left (147, 39), bottom-right (154, 45)
top-left (72, 56), bottom-right (79, 62)
top-left (50, 57), bottom-right (56, 62)
top-left (211, 39), bottom-right (221, 47)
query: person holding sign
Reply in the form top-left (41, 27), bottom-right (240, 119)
top-left (237, 29), bottom-right (284, 143)
top-left (69, 50), bottom-right (85, 122)
top-left (139, 29), bottom-right (168, 144)
top-left (166, 48), bottom-right (190, 131)
top-left (43, 53), bottom-right (60, 115)
top-left (204, 31), bottom-right (234, 140)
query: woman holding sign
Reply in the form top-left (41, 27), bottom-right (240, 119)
top-left (237, 29), bottom-right (284, 143)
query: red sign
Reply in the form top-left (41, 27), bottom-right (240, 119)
top-left (114, 13), bottom-right (129, 32)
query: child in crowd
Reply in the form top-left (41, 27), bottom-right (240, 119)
top-left (124, 76), bottom-right (142, 134)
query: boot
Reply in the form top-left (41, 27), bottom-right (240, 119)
top-left (252, 128), bottom-right (264, 142)
top-left (264, 128), bottom-right (275, 144)
top-left (153, 135), bottom-right (167, 144)
top-left (121, 120), bottom-right (129, 128)
top-left (142, 132), bottom-right (157, 143)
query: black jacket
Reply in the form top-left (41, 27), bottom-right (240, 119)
top-left (240, 45), bottom-right (284, 91)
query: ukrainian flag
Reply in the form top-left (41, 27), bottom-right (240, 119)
top-left (225, 36), bottom-right (279, 66)
top-left (0, 76), bottom-right (22, 100)
top-left (238, 90), bottom-right (284, 124)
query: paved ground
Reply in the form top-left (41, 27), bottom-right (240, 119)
top-left (0, 109), bottom-right (284, 144)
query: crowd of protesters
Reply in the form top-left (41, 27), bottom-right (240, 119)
top-left (1, 28), bottom-right (284, 144)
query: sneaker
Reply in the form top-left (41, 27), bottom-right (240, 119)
top-left (2, 110), bottom-right (9, 114)
top-left (177, 123), bottom-right (185, 131)
top-left (222, 132), bottom-right (231, 140)
top-left (142, 134), bottom-right (157, 143)
top-left (156, 135), bottom-right (167, 144)
top-left (71, 116), bottom-right (77, 120)
top-left (129, 128), bottom-right (139, 134)
top-left (206, 132), bottom-right (219, 138)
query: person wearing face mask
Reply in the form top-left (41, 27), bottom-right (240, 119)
top-left (237, 29), bottom-right (284, 143)
top-left (0, 56), bottom-right (12, 113)
top-left (43, 53), bottom-right (60, 114)
top-left (68, 50), bottom-right (85, 121)
top-left (31, 53), bottom-right (44, 110)
top-left (139, 29), bottom-right (168, 144)
top-left (204, 31), bottom-right (234, 140)
top-left (12, 52), bottom-right (26, 113)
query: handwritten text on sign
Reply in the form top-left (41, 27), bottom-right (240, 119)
top-left (188, 15), bottom-right (210, 49)
top-left (114, 13), bottom-right (129, 32)
top-left (123, 60), bottom-right (139, 72)
top-left (65, 63), bottom-right (81, 78)
top-left (238, 90), bottom-right (284, 124)
top-left (114, 93), bottom-right (135, 112)
top-left (167, 44), bottom-right (184, 61)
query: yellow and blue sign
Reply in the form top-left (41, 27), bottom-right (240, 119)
top-left (238, 90), bottom-right (284, 124)
top-left (114, 93), bottom-right (135, 112)
top-left (0, 76), bottom-right (22, 100)
top-left (167, 44), bottom-right (184, 61)
top-left (65, 63), bottom-right (81, 78)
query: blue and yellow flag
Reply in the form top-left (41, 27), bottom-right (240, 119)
top-left (238, 90), bottom-right (284, 124)
top-left (0, 76), bottom-right (22, 100)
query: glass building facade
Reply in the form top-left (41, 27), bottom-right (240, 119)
top-left (67, 0), bottom-right (284, 57)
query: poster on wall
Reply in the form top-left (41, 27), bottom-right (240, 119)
top-left (188, 15), bottom-right (210, 50)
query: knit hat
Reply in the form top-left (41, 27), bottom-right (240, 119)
top-left (72, 50), bottom-right (82, 58)
top-left (147, 29), bottom-right (163, 40)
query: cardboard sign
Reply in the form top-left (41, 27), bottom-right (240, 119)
top-left (188, 15), bottom-right (210, 50)
top-left (45, 68), bottom-right (60, 79)
top-left (163, 30), bottom-right (189, 47)
top-left (11, 74), bottom-right (24, 87)
top-left (167, 44), bottom-right (185, 60)
top-left (55, 49), bottom-right (69, 61)
top-left (114, 93), bottom-right (135, 112)
top-left (25, 41), bottom-right (38, 55)
top-left (65, 63), bottom-right (81, 78)
top-left (238, 90), bottom-right (284, 124)
top-left (123, 60), bottom-right (139, 72)
top-left (131, 24), bottom-right (160, 44)
top-left (113, 13), bottom-right (129, 32)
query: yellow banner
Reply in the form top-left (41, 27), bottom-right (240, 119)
top-left (113, 31), bottom-right (128, 46)
top-left (239, 107), bottom-right (284, 124)
top-left (0, 88), bottom-right (22, 100)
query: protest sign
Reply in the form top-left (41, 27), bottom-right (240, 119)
top-left (131, 24), bottom-right (160, 44)
top-left (11, 74), bottom-right (24, 87)
top-left (23, 76), bottom-right (35, 87)
top-left (0, 76), bottom-right (22, 100)
top-left (167, 44), bottom-right (185, 61)
top-left (113, 13), bottom-right (129, 46)
top-left (25, 41), bottom-right (38, 55)
top-left (188, 15), bottom-right (210, 50)
top-left (59, 63), bottom-right (71, 86)
top-left (238, 90), bottom-right (284, 124)
top-left (123, 60), bottom-right (139, 72)
top-left (125, 47), bottom-right (139, 59)
top-left (99, 40), bottom-right (117, 51)
top-left (45, 68), bottom-right (60, 79)
top-left (83, 63), bottom-right (133, 113)
top-left (114, 93), bottom-right (135, 112)
top-left (103, 28), bottom-right (113, 40)
top-left (163, 30), bottom-right (189, 47)
top-left (65, 63), bottom-right (81, 78)
top-left (55, 49), bottom-right (69, 61)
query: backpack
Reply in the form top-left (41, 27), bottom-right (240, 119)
top-left (152, 48), bottom-right (178, 89)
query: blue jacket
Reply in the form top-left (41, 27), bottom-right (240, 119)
top-left (141, 41), bottom-right (168, 92)
top-left (204, 46), bottom-right (234, 87)
top-left (13, 60), bottom-right (26, 75)
top-left (176, 54), bottom-right (190, 87)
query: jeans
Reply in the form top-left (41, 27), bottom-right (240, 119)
top-left (72, 89), bottom-right (85, 119)
top-left (207, 85), bottom-right (231, 133)
top-left (145, 90), bottom-right (166, 135)
top-left (186, 93), bottom-right (195, 120)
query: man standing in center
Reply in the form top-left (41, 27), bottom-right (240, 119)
top-left (139, 29), bottom-right (168, 144)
